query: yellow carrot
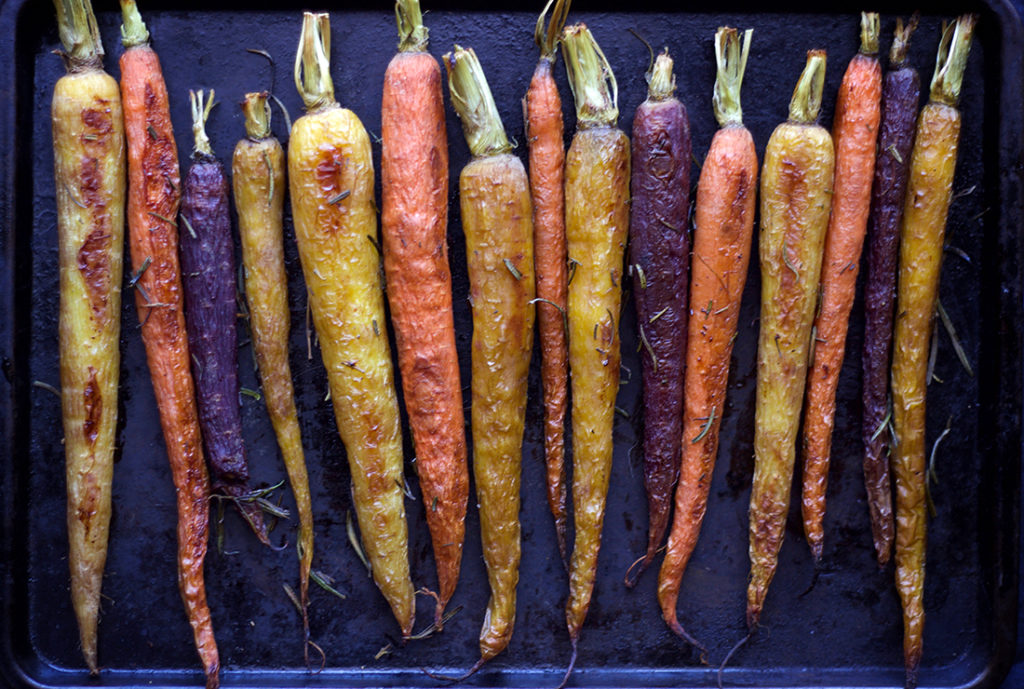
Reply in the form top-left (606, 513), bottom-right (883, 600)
top-left (51, 0), bottom-right (124, 672)
top-left (289, 11), bottom-right (414, 637)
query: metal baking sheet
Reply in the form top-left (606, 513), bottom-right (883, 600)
top-left (1, 0), bottom-right (1021, 686)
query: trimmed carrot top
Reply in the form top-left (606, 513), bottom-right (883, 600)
top-left (241, 92), bottom-right (272, 140)
top-left (55, 0), bottom-right (103, 69)
top-left (444, 46), bottom-right (512, 158)
top-left (859, 12), bottom-right (880, 56)
top-left (788, 50), bottom-right (826, 124)
top-left (189, 89), bottom-right (215, 157)
top-left (712, 27), bottom-right (752, 127)
top-left (561, 24), bottom-right (618, 128)
top-left (889, 14), bottom-right (920, 67)
top-left (930, 14), bottom-right (977, 107)
top-left (535, 0), bottom-right (571, 59)
top-left (294, 13), bottom-right (336, 112)
top-left (396, 0), bottom-right (429, 52)
top-left (118, 0), bottom-right (149, 48)
top-left (646, 51), bottom-right (676, 102)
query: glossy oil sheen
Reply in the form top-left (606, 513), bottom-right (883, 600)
top-left (749, 120), bottom-right (834, 627)
top-left (891, 101), bottom-right (961, 682)
top-left (53, 66), bottom-right (124, 671)
top-left (460, 153), bottom-right (535, 660)
top-left (289, 104), bottom-right (415, 637)
top-left (9, 6), bottom-right (1011, 688)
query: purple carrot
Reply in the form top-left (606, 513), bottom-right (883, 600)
top-left (862, 16), bottom-right (919, 567)
top-left (625, 50), bottom-right (692, 587)
top-left (180, 89), bottom-right (269, 545)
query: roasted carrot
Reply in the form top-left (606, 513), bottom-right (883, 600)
top-left (747, 50), bottom-right (834, 630)
top-left (444, 44), bottom-right (536, 670)
top-left (800, 13), bottom-right (882, 562)
top-left (862, 15), bottom-right (919, 568)
top-left (625, 48), bottom-right (691, 587)
top-left (560, 23), bottom-right (630, 681)
top-left (658, 26), bottom-right (756, 643)
top-left (180, 89), bottom-right (269, 546)
top-left (381, 0), bottom-right (467, 627)
top-left (51, 0), bottom-right (124, 673)
top-left (525, 0), bottom-right (571, 567)
top-left (118, 2), bottom-right (219, 686)
top-left (233, 91), bottom-right (315, 656)
top-left (891, 16), bottom-right (976, 687)
top-left (289, 12), bottom-right (414, 637)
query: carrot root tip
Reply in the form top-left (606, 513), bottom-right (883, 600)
top-left (717, 630), bottom-right (752, 689)
top-left (799, 567), bottom-right (823, 599)
top-left (623, 552), bottom-right (651, 589)
top-left (420, 657), bottom-right (486, 684)
top-left (667, 619), bottom-right (707, 658)
top-left (305, 639), bottom-right (326, 674)
top-left (905, 662), bottom-right (919, 689)
top-left (556, 530), bottom-right (569, 572)
top-left (555, 637), bottom-right (578, 689)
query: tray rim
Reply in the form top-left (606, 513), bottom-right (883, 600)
top-left (0, 0), bottom-right (1022, 687)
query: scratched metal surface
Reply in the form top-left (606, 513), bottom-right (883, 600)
top-left (0, 0), bottom-right (1021, 687)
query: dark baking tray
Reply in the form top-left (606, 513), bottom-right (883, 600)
top-left (1, 0), bottom-right (1022, 687)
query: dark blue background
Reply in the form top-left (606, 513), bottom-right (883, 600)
top-left (1009, 6), bottom-right (1024, 687)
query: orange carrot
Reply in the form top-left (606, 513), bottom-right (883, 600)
top-left (525, 0), bottom-right (571, 567)
top-left (801, 12), bottom-right (882, 561)
top-left (657, 26), bottom-right (755, 645)
top-left (381, 0), bottom-right (467, 627)
top-left (118, 1), bottom-right (218, 686)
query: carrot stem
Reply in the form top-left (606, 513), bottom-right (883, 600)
top-left (445, 46), bottom-right (511, 157)
top-left (562, 23), bottom-right (618, 128)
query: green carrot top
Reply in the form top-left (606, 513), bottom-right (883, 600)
top-left (396, 0), bottom-right (428, 52)
top-left (119, 0), bottom-right (150, 48)
top-left (444, 45), bottom-right (512, 158)
top-left (190, 89), bottom-right (215, 158)
top-left (647, 50), bottom-right (676, 102)
top-left (561, 23), bottom-right (618, 128)
top-left (929, 14), bottom-right (977, 107)
top-left (712, 26), bottom-right (752, 127)
top-left (54, 0), bottom-right (103, 70)
top-left (888, 14), bottom-right (919, 67)
top-left (294, 12), bottom-right (337, 112)
top-left (535, 0), bottom-right (571, 60)
top-left (242, 92), bottom-right (272, 140)
top-left (859, 12), bottom-right (880, 56)
top-left (788, 49), bottom-right (826, 124)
